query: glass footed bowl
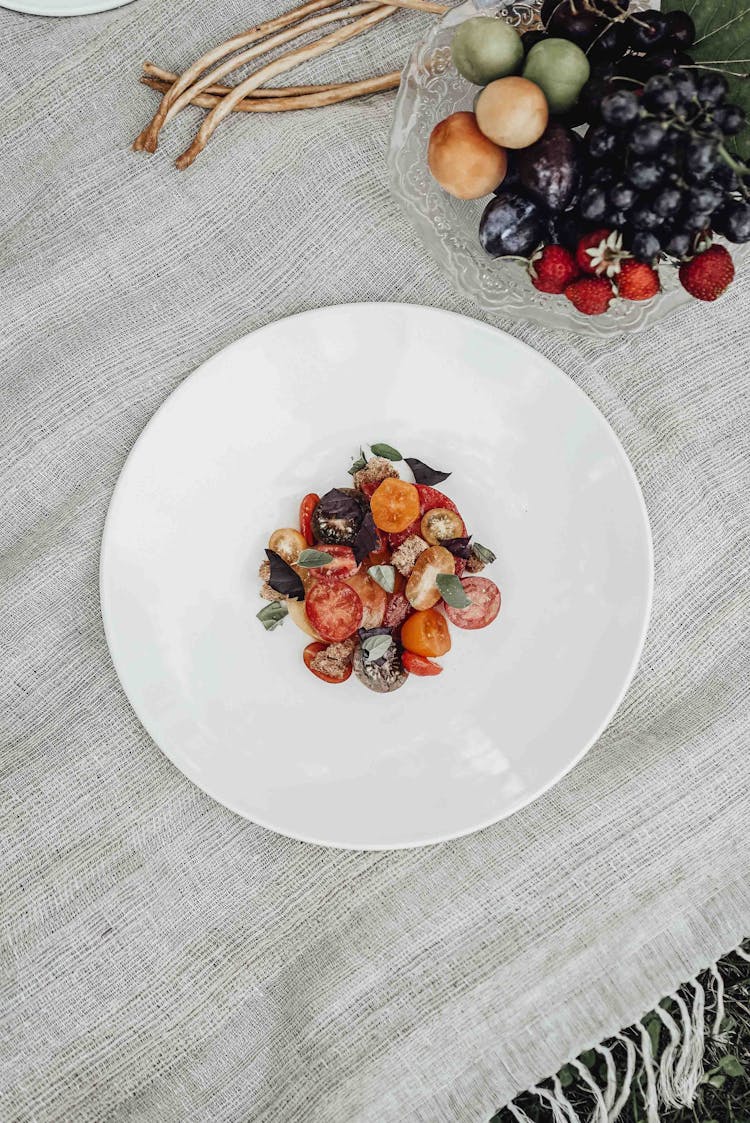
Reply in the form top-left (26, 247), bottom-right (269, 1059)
top-left (387, 0), bottom-right (748, 337)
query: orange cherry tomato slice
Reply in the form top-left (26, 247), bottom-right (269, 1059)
top-left (305, 581), bottom-right (363, 642)
top-left (401, 608), bottom-right (451, 657)
top-left (299, 493), bottom-right (320, 546)
top-left (405, 545), bottom-right (456, 610)
top-left (303, 642), bottom-right (352, 684)
top-left (345, 571), bottom-right (387, 628)
top-left (443, 577), bottom-right (501, 630)
top-left (402, 651), bottom-right (443, 676)
top-left (370, 478), bottom-right (421, 533)
top-left (309, 545), bottom-right (359, 579)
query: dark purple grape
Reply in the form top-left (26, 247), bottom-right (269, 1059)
top-left (713, 103), bottom-right (746, 136)
top-left (630, 229), bottom-right (661, 262)
top-left (642, 74), bottom-right (679, 113)
top-left (547, 3), bottom-right (605, 48)
top-left (684, 137), bottom-right (719, 182)
top-left (653, 186), bottom-right (682, 218)
top-left (589, 163), bottom-right (616, 186)
top-left (479, 192), bottom-right (545, 257)
top-left (607, 208), bottom-right (630, 228)
top-left (627, 159), bottom-right (663, 190)
top-left (664, 230), bottom-right (691, 257)
top-left (712, 202), bottom-right (750, 243)
top-left (630, 203), bottom-right (662, 230)
top-left (580, 185), bottom-right (609, 222)
top-left (670, 68), bottom-right (697, 104)
top-left (629, 119), bottom-right (667, 155)
top-left (600, 88), bottom-right (640, 128)
top-left (696, 72), bottom-right (729, 107)
top-left (597, 0), bottom-right (630, 16)
top-left (587, 21), bottom-right (627, 63)
top-left (686, 184), bottom-right (723, 213)
top-left (644, 47), bottom-right (682, 74)
top-left (682, 209), bottom-right (713, 232)
top-left (711, 162), bottom-right (740, 192)
top-left (663, 9), bottom-right (695, 49)
top-left (586, 124), bottom-right (618, 160)
top-left (626, 9), bottom-right (669, 52)
top-left (547, 211), bottom-right (595, 251)
top-left (521, 30), bottom-right (549, 53)
top-left (610, 181), bottom-right (637, 210)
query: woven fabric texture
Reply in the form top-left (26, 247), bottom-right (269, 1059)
top-left (1, 1), bottom-right (749, 1120)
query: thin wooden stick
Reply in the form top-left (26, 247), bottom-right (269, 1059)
top-left (134, 0), bottom-right (341, 152)
top-left (142, 62), bottom-right (345, 97)
top-left (147, 0), bottom-right (382, 151)
top-left (141, 71), bottom-right (401, 111)
top-left (175, 5), bottom-right (396, 169)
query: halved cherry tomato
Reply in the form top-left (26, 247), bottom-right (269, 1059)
top-left (299, 493), bottom-right (319, 546)
top-left (303, 642), bottom-right (352, 684)
top-left (306, 581), bottom-right (363, 642)
top-left (405, 545), bottom-right (455, 610)
top-left (443, 577), bottom-right (501, 630)
top-left (421, 508), bottom-right (465, 545)
top-left (402, 651), bottom-right (443, 676)
top-left (370, 478), bottom-right (421, 533)
top-left (268, 527), bottom-right (306, 564)
top-left (401, 608), bottom-right (451, 657)
top-left (345, 571), bottom-right (387, 628)
top-left (383, 593), bottom-right (412, 629)
top-left (309, 545), bottom-right (359, 579)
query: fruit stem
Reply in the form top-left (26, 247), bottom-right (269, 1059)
top-left (682, 63), bottom-right (750, 79)
top-left (717, 142), bottom-right (750, 179)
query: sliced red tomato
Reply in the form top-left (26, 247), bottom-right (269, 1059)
top-left (306, 581), bottom-right (363, 642)
top-left (299, 493), bottom-right (320, 546)
top-left (454, 556), bottom-right (467, 577)
top-left (416, 485), bottom-right (463, 520)
top-left (388, 518), bottom-right (422, 549)
top-left (402, 651), bottom-right (442, 676)
top-left (383, 593), bottom-right (412, 629)
top-left (309, 545), bottom-right (359, 579)
top-left (303, 642), bottom-right (352, 684)
top-left (359, 480), bottom-right (378, 499)
top-left (443, 576), bottom-right (501, 630)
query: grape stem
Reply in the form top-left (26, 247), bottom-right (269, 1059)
top-left (718, 142), bottom-right (750, 180)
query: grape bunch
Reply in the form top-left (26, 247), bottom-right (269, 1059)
top-left (577, 68), bottom-right (750, 262)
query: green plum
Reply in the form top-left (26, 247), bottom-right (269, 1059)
top-left (452, 17), bottom-right (524, 87)
top-left (522, 38), bottom-right (590, 114)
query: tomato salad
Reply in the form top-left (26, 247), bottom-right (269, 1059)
top-left (256, 445), bottom-right (501, 693)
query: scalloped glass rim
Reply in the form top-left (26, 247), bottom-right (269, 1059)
top-left (387, 0), bottom-right (747, 337)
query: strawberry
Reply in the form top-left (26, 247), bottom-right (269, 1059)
top-left (529, 244), bottom-right (579, 294)
top-left (678, 245), bottom-right (735, 302)
top-left (564, 276), bottom-right (614, 316)
top-left (617, 259), bottom-right (660, 301)
top-left (575, 228), bottom-right (624, 277)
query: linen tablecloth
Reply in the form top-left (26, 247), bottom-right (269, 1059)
top-left (2, 1), bottom-right (750, 1119)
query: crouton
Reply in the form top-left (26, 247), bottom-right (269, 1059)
top-left (310, 637), bottom-right (357, 678)
top-left (391, 535), bottom-right (428, 576)
top-left (465, 552), bottom-right (486, 574)
top-left (260, 582), bottom-right (285, 602)
top-left (259, 560), bottom-right (271, 581)
top-left (354, 456), bottom-right (399, 492)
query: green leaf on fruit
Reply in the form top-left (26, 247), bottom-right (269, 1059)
top-left (472, 542), bottom-right (497, 565)
top-left (361, 634), bottom-right (393, 663)
top-left (349, 448), bottom-right (367, 476)
top-left (368, 564), bottom-right (396, 593)
top-left (436, 573), bottom-right (471, 608)
top-left (297, 549), bottom-right (334, 568)
top-left (663, 0), bottom-right (750, 160)
top-left (370, 443), bottom-right (402, 461)
top-left (257, 601), bottom-right (288, 630)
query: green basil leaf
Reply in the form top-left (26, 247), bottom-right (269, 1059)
top-left (361, 634), bottom-right (393, 663)
top-left (368, 564), bottom-right (396, 593)
top-left (472, 542), bottom-right (497, 566)
top-left (370, 443), bottom-right (402, 461)
top-left (297, 549), bottom-right (334, 568)
top-left (436, 573), bottom-right (471, 608)
top-left (256, 601), bottom-right (288, 631)
top-left (348, 448), bottom-right (367, 476)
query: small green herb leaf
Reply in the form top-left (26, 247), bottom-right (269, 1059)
top-left (368, 564), bottom-right (396, 593)
top-left (349, 448), bottom-right (367, 476)
top-left (579, 1049), bottom-right (596, 1069)
top-left (436, 573), bottom-right (471, 608)
top-left (718, 1055), bottom-right (746, 1078)
top-left (297, 549), bottom-right (334, 568)
top-left (361, 634), bottom-right (393, 663)
top-left (557, 1065), bottom-right (574, 1088)
top-left (256, 602), bottom-right (288, 631)
top-left (707, 1074), bottom-right (726, 1089)
top-left (472, 542), bottom-right (497, 565)
top-left (370, 443), bottom-right (402, 461)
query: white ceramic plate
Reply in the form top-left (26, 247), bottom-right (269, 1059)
top-left (1, 0), bottom-right (135, 16)
top-left (100, 304), bottom-right (652, 849)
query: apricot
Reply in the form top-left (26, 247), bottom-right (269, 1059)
top-left (427, 111), bottom-right (508, 200)
top-left (475, 77), bottom-right (549, 149)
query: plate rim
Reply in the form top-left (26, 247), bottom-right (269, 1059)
top-left (0, 0), bottom-right (135, 16)
top-left (100, 302), bottom-right (654, 850)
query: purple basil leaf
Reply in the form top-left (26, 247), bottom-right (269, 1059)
top-left (318, 488), bottom-right (367, 522)
top-left (405, 457), bottom-right (452, 486)
top-left (352, 510), bottom-right (379, 565)
top-left (265, 549), bottom-right (305, 601)
top-left (442, 536), bottom-right (473, 559)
